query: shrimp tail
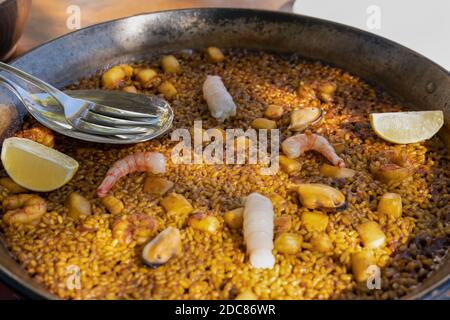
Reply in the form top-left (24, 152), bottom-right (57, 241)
top-left (281, 133), bottom-right (345, 168)
top-left (96, 152), bottom-right (166, 198)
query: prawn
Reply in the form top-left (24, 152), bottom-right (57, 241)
top-left (281, 133), bottom-right (345, 168)
top-left (2, 194), bottom-right (47, 224)
top-left (202, 75), bottom-right (237, 122)
top-left (97, 152), bottom-right (165, 197)
top-left (112, 214), bottom-right (158, 244)
top-left (243, 192), bottom-right (275, 269)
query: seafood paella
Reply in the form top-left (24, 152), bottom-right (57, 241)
top-left (0, 48), bottom-right (448, 299)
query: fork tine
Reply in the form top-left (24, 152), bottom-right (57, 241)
top-left (84, 110), bottom-right (160, 127)
top-left (91, 103), bottom-right (158, 118)
top-left (76, 119), bottom-right (149, 136)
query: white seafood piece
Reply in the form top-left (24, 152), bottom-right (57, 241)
top-left (243, 192), bottom-right (275, 269)
top-left (202, 75), bottom-right (237, 122)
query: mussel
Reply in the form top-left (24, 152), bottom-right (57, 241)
top-left (295, 183), bottom-right (347, 210)
top-left (142, 227), bottom-right (181, 267)
top-left (289, 107), bottom-right (324, 132)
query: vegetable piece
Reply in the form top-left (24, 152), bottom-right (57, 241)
top-left (268, 193), bottom-right (288, 212)
top-left (224, 207), bottom-right (244, 229)
top-left (142, 227), bottom-right (181, 267)
top-left (158, 81), bottom-right (177, 100)
top-left (119, 64), bottom-right (134, 77)
top-left (274, 232), bottom-right (302, 254)
top-left (160, 55), bottom-right (181, 73)
top-left (205, 47), bottom-right (225, 63)
top-left (235, 290), bottom-right (258, 300)
top-left (295, 184), bottom-right (347, 210)
top-left (264, 104), bottom-right (284, 120)
top-left (357, 221), bottom-right (386, 249)
top-left (122, 85), bottom-right (137, 93)
top-left (188, 213), bottom-right (220, 234)
top-left (136, 68), bottom-right (157, 86)
top-left (160, 193), bottom-right (194, 216)
top-left (202, 75), bottom-right (237, 122)
top-left (101, 66), bottom-right (126, 89)
top-left (65, 192), bottom-right (92, 219)
top-left (143, 177), bottom-right (174, 195)
top-left (101, 195), bottom-right (124, 215)
top-left (311, 232), bottom-right (333, 253)
top-left (243, 193), bottom-right (275, 269)
top-left (320, 164), bottom-right (356, 179)
top-left (318, 82), bottom-right (337, 102)
top-left (377, 193), bottom-right (402, 218)
top-left (279, 155), bottom-right (301, 174)
top-left (352, 250), bottom-right (376, 282)
top-left (251, 118), bottom-right (277, 130)
top-left (301, 210), bottom-right (329, 232)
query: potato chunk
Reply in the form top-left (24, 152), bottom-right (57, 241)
top-left (101, 66), bottom-right (125, 89)
top-left (251, 118), bottom-right (277, 130)
top-left (275, 232), bottom-right (302, 254)
top-left (143, 177), bottom-right (174, 195)
top-left (279, 155), bottom-right (301, 174)
top-left (102, 195), bottom-right (124, 215)
top-left (301, 211), bottom-right (329, 232)
top-left (136, 68), bottom-right (157, 86)
top-left (311, 232), bottom-right (333, 253)
top-left (65, 192), bottom-right (92, 219)
top-left (188, 213), bottom-right (220, 234)
top-left (357, 221), bottom-right (386, 249)
top-left (205, 47), bottom-right (225, 63)
top-left (320, 164), bottom-right (356, 179)
top-left (160, 55), bottom-right (181, 73)
top-left (377, 193), bottom-right (402, 218)
top-left (235, 290), bottom-right (258, 300)
top-left (264, 104), bottom-right (284, 119)
top-left (352, 250), bottom-right (376, 282)
top-left (161, 193), bottom-right (193, 216)
top-left (223, 207), bottom-right (244, 229)
top-left (122, 85), bottom-right (137, 93)
top-left (158, 81), bottom-right (177, 100)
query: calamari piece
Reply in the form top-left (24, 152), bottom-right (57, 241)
top-left (282, 133), bottom-right (345, 168)
top-left (202, 75), bottom-right (236, 122)
top-left (243, 192), bottom-right (275, 269)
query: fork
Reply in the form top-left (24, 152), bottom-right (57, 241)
top-left (0, 62), bottom-right (160, 136)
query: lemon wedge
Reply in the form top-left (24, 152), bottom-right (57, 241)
top-left (370, 111), bottom-right (444, 144)
top-left (1, 137), bottom-right (79, 192)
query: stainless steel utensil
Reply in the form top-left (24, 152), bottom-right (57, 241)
top-left (0, 61), bottom-right (173, 140)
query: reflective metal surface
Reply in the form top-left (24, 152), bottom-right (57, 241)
top-left (0, 61), bottom-right (173, 141)
top-left (0, 8), bottom-right (448, 299)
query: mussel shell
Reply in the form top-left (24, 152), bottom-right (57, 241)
top-left (142, 226), bottom-right (181, 267)
top-left (289, 107), bottom-right (324, 131)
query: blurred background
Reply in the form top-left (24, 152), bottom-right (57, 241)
top-left (3, 0), bottom-right (449, 69)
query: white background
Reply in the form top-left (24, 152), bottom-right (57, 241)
top-left (293, 0), bottom-right (450, 70)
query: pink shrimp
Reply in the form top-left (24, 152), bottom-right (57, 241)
top-left (97, 152), bottom-right (165, 197)
top-left (281, 133), bottom-right (345, 168)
